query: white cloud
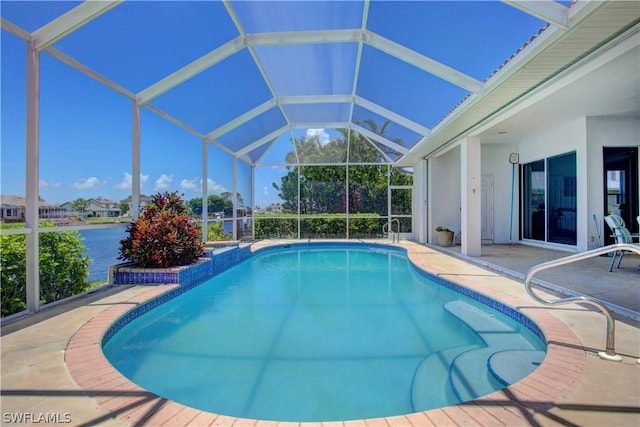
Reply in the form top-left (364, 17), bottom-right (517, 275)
top-left (179, 178), bottom-right (199, 192)
top-left (207, 179), bottom-right (227, 194)
top-left (39, 179), bottom-right (61, 188)
top-left (263, 186), bottom-right (269, 196)
top-left (72, 177), bottom-right (103, 189)
top-left (154, 174), bottom-right (173, 191)
top-left (306, 128), bottom-right (330, 144)
top-left (113, 172), bottom-right (149, 190)
top-left (179, 177), bottom-right (227, 194)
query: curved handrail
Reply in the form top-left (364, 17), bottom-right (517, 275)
top-left (525, 243), bottom-right (640, 361)
top-left (383, 218), bottom-right (401, 243)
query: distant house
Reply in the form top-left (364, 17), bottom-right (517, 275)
top-left (87, 198), bottom-right (121, 218)
top-left (120, 194), bottom-right (153, 214)
top-left (59, 197), bottom-right (122, 218)
top-left (0, 195), bottom-right (65, 222)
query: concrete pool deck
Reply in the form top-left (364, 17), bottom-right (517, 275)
top-left (1, 240), bottom-right (639, 426)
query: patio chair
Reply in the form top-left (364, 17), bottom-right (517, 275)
top-left (604, 214), bottom-right (640, 272)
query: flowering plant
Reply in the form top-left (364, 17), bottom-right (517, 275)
top-left (119, 192), bottom-right (203, 268)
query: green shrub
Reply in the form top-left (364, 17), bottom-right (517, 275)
top-left (1, 226), bottom-right (90, 317)
top-left (119, 192), bottom-right (204, 268)
top-left (301, 217), bottom-right (347, 238)
top-left (207, 221), bottom-right (231, 241)
top-left (255, 216), bottom-right (298, 239)
top-left (255, 214), bottom-right (384, 238)
top-left (348, 216), bottom-right (385, 238)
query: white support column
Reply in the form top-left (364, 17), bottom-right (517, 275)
top-left (413, 159), bottom-right (428, 244)
top-left (251, 165), bottom-right (256, 238)
top-left (461, 137), bottom-right (482, 256)
top-left (132, 101), bottom-right (141, 220)
top-left (232, 157), bottom-right (238, 241)
top-left (297, 166), bottom-right (301, 240)
top-left (427, 158), bottom-right (434, 245)
top-left (346, 164), bottom-right (350, 239)
top-left (387, 164), bottom-right (391, 226)
top-left (201, 140), bottom-right (208, 242)
top-left (25, 39), bottom-right (40, 313)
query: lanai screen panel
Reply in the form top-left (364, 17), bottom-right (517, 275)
top-left (230, 1), bottom-right (365, 32)
top-left (50, 1), bottom-right (239, 93)
top-left (1, 0), bottom-right (553, 170)
top-left (356, 45), bottom-right (471, 130)
top-left (292, 128), bottom-right (349, 164)
top-left (366, 1), bottom-right (546, 81)
top-left (258, 133), bottom-right (298, 166)
top-left (285, 104), bottom-right (351, 128)
top-left (254, 43), bottom-right (358, 97)
top-left (216, 107), bottom-right (288, 153)
top-left (151, 49), bottom-right (274, 136)
top-left (1, 1), bottom-right (81, 32)
top-left (351, 105), bottom-right (422, 152)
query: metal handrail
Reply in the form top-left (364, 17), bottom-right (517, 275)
top-left (383, 218), bottom-right (401, 243)
top-left (525, 243), bottom-right (640, 361)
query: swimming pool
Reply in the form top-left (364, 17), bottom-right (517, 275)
top-left (103, 243), bottom-right (546, 422)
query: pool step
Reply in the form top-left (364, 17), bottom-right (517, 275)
top-left (444, 301), bottom-right (545, 402)
top-left (410, 345), bottom-right (479, 411)
top-left (488, 349), bottom-right (546, 386)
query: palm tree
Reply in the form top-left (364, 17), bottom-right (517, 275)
top-left (356, 119), bottom-right (404, 161)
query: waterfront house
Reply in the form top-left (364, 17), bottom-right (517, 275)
top-left (0, 195), bottom-right (65, 222)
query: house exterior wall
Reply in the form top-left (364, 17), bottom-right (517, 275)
top-left (429, 146), bottom-right (461, 245)
top-left (513, 118), bottom-right (588, 250)
top-left (466, 116), bottom-right (639, 251)
top-left (481, 143), bottom-right (519, 244)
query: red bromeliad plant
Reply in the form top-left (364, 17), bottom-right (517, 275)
top-left (119, 192), bottom-right (204, 268)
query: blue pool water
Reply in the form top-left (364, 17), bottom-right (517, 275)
top-left (103, 245), bottom-right (545, 422)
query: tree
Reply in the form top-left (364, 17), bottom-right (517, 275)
top-left (273, 128), bottom-right (393, 215)
top-left (187, 197), bottom-right (203, 216)
top-left (264, 124), bottom-right (412, 237)
top-left (208, 194), bottom-right (228, 215)
top-left (219, 192), bottom-right (244, 213)
top-left (119, 201), bottom-right (130, 215)
top-left (186, 194), bottom-right (235, 217)
top-left (70, 198), bottom-right (91, 218)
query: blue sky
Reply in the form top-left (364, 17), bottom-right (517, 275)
top-left (0, 1), bottom-right (546, 208)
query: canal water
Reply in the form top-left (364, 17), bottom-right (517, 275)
top-left (79, 227), bottom-right (128, 283)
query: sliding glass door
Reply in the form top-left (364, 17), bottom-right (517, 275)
top-left (547, 152), bottom-right (576, 245)
top-left (522, 160), bottom-right (545, 240)
top-left (522, 152), bottom-right (577, 245)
